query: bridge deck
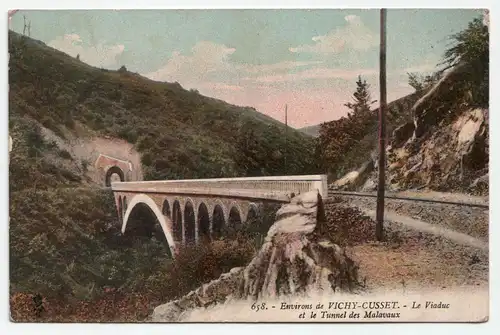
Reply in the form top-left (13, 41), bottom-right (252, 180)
top-left (111, 175), bottom-right (328, 202)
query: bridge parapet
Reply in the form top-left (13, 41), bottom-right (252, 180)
top-left (111, 175), bottom-right (327, 202)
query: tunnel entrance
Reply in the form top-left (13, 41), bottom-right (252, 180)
top-left (105, 166), bottom-right (125, 187)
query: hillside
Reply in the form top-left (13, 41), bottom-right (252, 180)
top-left (323, 16), bottom-right (489, 194)
top-left (8, 30), bottom-right (319, 321)
top-left (8, 30), bottom-right (319, 192)
top-left (329, 66), bottom-right (488, 195)
top-left (298, 124), bottom-right (321, 138)
top-left (316, 91), bottom-right (424, 181)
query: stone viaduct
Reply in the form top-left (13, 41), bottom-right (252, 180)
top-left (111, 175), bottom-right (328, 257)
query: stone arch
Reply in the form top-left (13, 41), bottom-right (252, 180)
top-left (245, 202), bottom-right (264, 236)
top-left (122, 194), bottom-right (175, 256)
top-left (228, 205), bottom-right (243, 232)
top-left (105, 166), bottom-right (125, 187)
top-left (172, 200), bottom-right (183, 243)
top-left (246, 203), bottom-right (260, 224)
top-left (162, 199), bottom-right (171, 218)
top-left (197, 203), bottom-right (210, 243)
top-left (212, 204), bottom-right (226, 239)
top-left (184, 200), bottom-right (196, 244)
top-left (212, 200), bottom-right (228, 222)
top-left (229, 201), bottom-right (244, 222)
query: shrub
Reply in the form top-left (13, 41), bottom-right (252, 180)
top-left (57, 149), bottom-right (72, 160)
top-left (145, 238), bottom-right (256, 302)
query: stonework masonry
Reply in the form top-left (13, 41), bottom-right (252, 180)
top-left (112, 175), bottom-right (328, 256)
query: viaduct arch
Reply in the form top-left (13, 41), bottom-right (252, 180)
top-left (112, 174), bottom-right (328, 258)
top-left (119, 193), bottom-right (268, 257)
top-left (122, 194), bottom-right (176, 256)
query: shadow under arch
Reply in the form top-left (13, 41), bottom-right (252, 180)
top-left (228, 206), bottom-right (242, 236)
top-left (162, 199), bottom-right (171, 218)
top-left (184, 201), bottom-right (196, 244)
top-left (122, 194), bottom-right (175, 257)
top-left (172, 200), bottom-right (183, 242)
top-left (197, 203), bottom-right (210, 243)
top-left (247, 205), bottom-right (259, 222)
top-left (105, 166), bottom-right (125, 187)
top-left (212, 205), bottom-right (225, 240)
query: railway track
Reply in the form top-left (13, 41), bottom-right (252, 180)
top-left (327, 190), bottom-right (489, 209)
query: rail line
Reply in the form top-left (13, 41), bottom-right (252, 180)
top-left (327, 190), bottom-right (489, 209)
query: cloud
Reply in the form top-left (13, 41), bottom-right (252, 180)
top-left (146, 41), bottom-right (322, 84)
top-left (198, 82), bottom-right (244, 92)
top-left (144, 39), bottom-right (428, 128)
top-left (145, 41), bottom-right (237, 84)
top-left (241, 60), bottom-right (323, 74)
top-left (48, 34), bottom-right (125, 68)
top-left (244, 67), bottom-right (378, 84)
top-left (289, 14), bottom-right (378, 54)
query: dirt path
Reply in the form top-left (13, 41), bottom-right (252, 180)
top-left (350, 242), bottom-right (488, 291)
top-left (323, 199), bottom-right (489, 293)
top-left (359, 207), bottom-right (488, 251)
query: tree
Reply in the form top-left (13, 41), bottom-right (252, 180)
top-left (407, 72), bottom-right (425, 92)
top-left (407, 72), bottom-right (442, 92)
top-left (344, 75), bottom-right (377, 117)
top-left (441, 17), bottom-right (488, 71)
top-left (439, 16), bottom-right (489, 106)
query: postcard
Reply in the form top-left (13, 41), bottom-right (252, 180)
top-left (8, 8), bottom-right (489, 323)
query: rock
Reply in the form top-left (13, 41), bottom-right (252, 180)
top-left (411, 62), bottom-right (470, 138)
top-left (361, 178), bottom-right (376, 192)
top-left (150, 191), bottom-right (361, 322)
top-left (385, 106), bottom-right (488, 192)
top-left (391, 122), bottom-right (415, 148)
top-left (469, 173), bottom-right (488, 195)
top-left (331, 159), bottom-right (374, 191)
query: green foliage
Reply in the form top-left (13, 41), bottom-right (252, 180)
top-left (344, 75), bottom-right (377, 117)
top-left (9, 186), bottom-right (265, 319)
top-left (8, 30), bottom-right (303, 321)
top-left (317, 92), bottom-right (422, 179)
top-left (407, 72), bottom-right (442, 92)
top-left (8, 30), bottom-right (319, 181)
top-left (58, 149), bottom-right (72, 160)
top-left (317, 76), bottom-right (378, 177)
top-left (440, 16), bottom-right (489, 107)
top-left (441, 17), bottom-right (489, 70)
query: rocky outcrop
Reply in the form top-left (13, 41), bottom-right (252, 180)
top-left (330, 65), bottom-right (488, 195)
top-left (330, 159), bottom-right (375, 191)
top-left (388, 107), bottom-right (488, 192)
top-left (150, 191), bottom-right (361, 322)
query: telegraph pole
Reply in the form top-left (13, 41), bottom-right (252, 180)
top-left (376, 8), bottom-right (387, 241)
top-left (284, 104), bottom-right (288, 174)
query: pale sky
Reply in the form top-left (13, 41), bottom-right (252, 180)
top-left (9, 9), bottom-right (483, 128)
